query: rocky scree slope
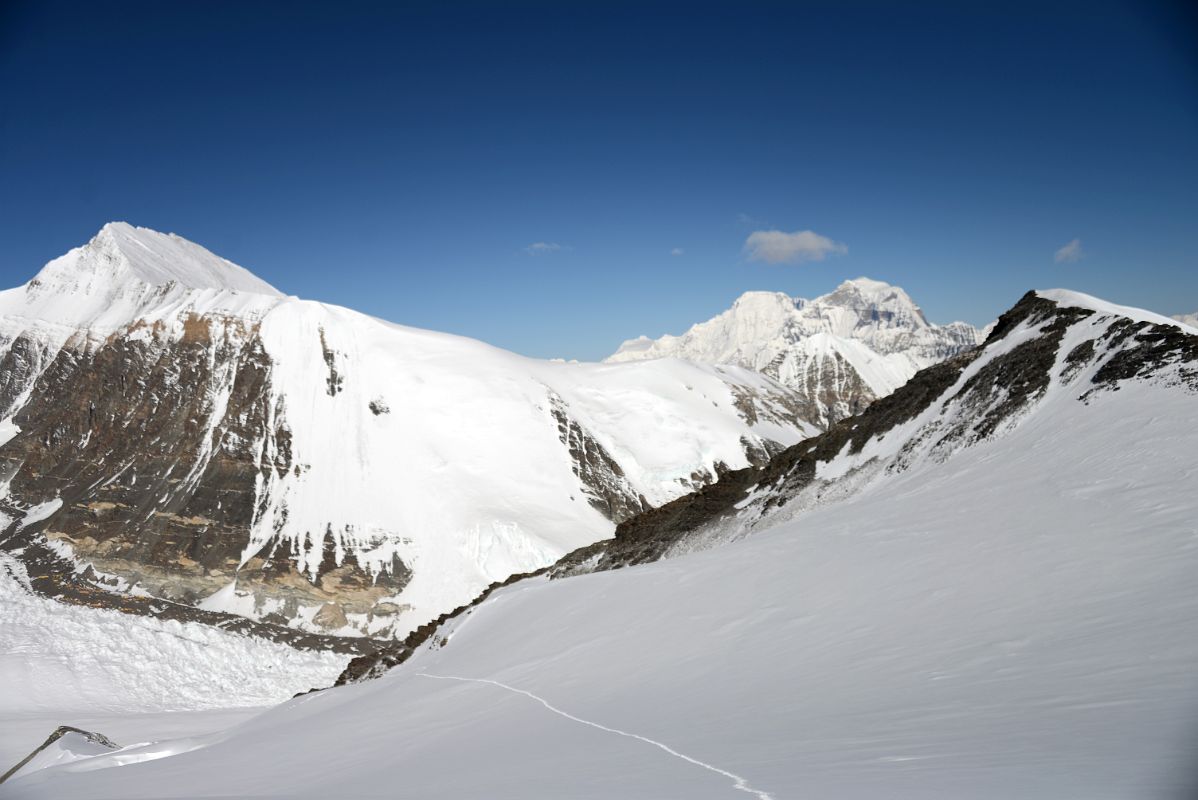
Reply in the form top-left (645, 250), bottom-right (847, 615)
top-left (608, 277), bottom-right (984, 428)
top-left (0, 223), bottom-right (816, 643)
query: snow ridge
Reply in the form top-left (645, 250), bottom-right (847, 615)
top-left (417, 672), bottom-right (775, 800)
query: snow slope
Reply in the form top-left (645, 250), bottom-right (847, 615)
top-left (607, 278), bottom-right (983, 426)
top-left (0, 224), bottom-right (815, 639)
top-left (9, 292), bottom-right (1196, 798)
top-left (0, 552), bottom-right (346, 772)
top-left (0, 553), bottom-right (346, 716)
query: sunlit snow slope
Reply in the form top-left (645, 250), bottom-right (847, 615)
top-left (9, 292), bottom-right (1196, 799)
top-left (0, 223), bottom-right (814, 639)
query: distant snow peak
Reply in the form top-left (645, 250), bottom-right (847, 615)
top-left (606, 277), bottom-right (983, 428)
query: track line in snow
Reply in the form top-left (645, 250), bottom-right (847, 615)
top-left (417, 671), bottom-right (774, 800)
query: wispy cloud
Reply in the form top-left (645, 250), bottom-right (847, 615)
top-left (524, 241), bottom-right (566, 255)
top-left (737, 212), bottom-right (768, 228)
top-left (670, 247), bottom-right (684, 256)
top-left (1054, 238), bottom-right (1084, 263)
top-left (743, 229), bottom-right (847, 265)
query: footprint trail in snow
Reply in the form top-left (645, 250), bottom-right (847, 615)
top-left (417, 671), bottom-right (774, 800)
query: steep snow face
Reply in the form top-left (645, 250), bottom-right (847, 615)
top-left (607, 278), bottom-right (984, 427)
top-left (0, 224), bottom-right (815, 640)
top-left (10, 293), bottom-right (1197, 799)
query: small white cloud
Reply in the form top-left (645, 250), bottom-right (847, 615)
top-left (743, 229), bottom-right (847, 265)
top-left (524, 242), bottom-right (565, 255)
top-left (670, 247), bottom-right (684, 256)
top-left (1054, 238), bottom-right (1084, 263)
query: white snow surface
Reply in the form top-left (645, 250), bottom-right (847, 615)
top-left (9, 297), bottom-right (1198, 799)
top-left (606, 278), bottom-right (984, 405)
top-left (0, 224), bottom-right (816, 637)
top-left (0, 553), bottom-right (347, 718)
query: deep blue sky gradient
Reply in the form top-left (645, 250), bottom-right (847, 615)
top-left (2, 0), bottom-right (1196, 359)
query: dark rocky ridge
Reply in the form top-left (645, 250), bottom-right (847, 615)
top-left (557, 292), bottom-right (1197, 575)
top-left (548, 393), bottom-right (648, 521)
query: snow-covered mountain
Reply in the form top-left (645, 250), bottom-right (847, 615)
top-left (9, 290), bottom-right (1196, 798)
top-left (0, 223), bottom-right (816, 640)
top-left (607, 278), bottom-right (984, 427)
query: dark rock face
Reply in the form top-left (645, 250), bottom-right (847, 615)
top-left (549, 393), bottom-right (648, 522)
top-left (761, 347), bottom-right (876, 426)
top-left (940, 294), bottom-right (1092, 443)
top-left (318, 326), bottom-right (343, 397)
top-left (0, 316), bottom-right (281, 601)
top-left (1089, 318), bottom-right (1198, 391)
top-left (0, 314), bottom-right (400, 645)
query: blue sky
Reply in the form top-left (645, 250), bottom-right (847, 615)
top-left (1, 0), bottom-right (1195, 359)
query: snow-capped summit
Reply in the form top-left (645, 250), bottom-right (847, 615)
top-left (814, 277), bottom-right (930, 334)
top-left (34, 222), bottom-right (281, 297)
top-left (5, 223), bottom-right (285, 332)
top-left (607, 277), bottom-right (984, 427)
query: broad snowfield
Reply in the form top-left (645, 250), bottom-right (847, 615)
top-left (8, 296), bottom-right (1197, 798)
